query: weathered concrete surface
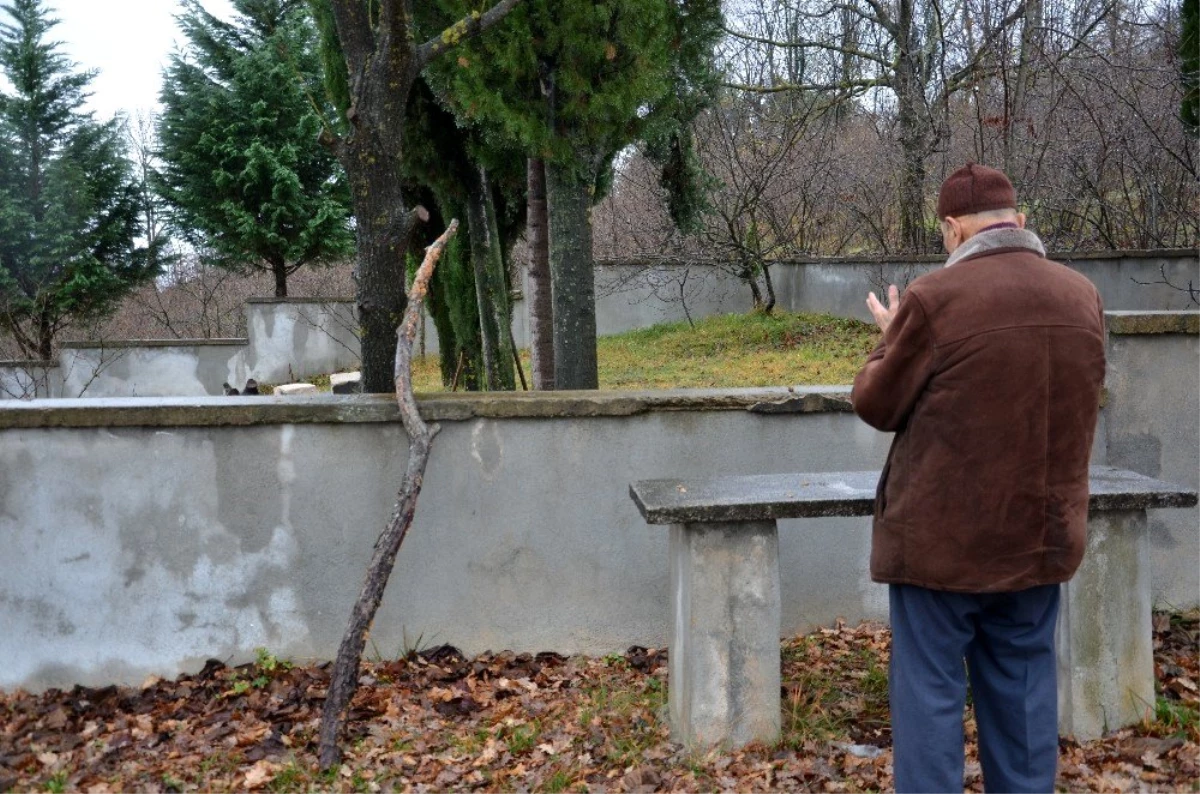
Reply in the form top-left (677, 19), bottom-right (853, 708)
top-left (58, 340), bottom-right (249, 398)
top-left (274, 383), bottom-right (318, 396)
top-left (1102, 313), bottom-right (1199, 610)
top-left (586, 250), bottom-right (1199, 330)
top-left (631, 468), bottom-right (1196, 524)
top-left (244, 299), bottom-right (359, 383)
top-left (0, 392), bottom-right (896, 691)
top-left (669, 521), bottom-right (780, 748)
top-left (1058, 510), bottom-right (1154, 739)
top-left (0, 360), bottom-right (58, 399)
top-left (0, 387), bottom-right (854, 429)
top-left (1106, 311), bottom-right (1200, 335)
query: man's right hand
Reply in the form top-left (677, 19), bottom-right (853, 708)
top-left (867, 285), bottom-right (901, 333)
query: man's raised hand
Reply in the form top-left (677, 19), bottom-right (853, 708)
top-left (866, 284), bottom-right (901, 333)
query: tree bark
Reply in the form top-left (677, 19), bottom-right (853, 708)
top-left (546, 160), bottom-right (598, 390)
top-left (321, 0), bottom-right (520, 393)
top-left (466, 167), bottom-right (515, 390)
top-left (37, 311), bottom-right (52, 362)
top-left (482, 172), bottom-right (515, 390)
top-left (316, 220), bottom-right (457, 772)
top-left (526, 157), bottom-right (555, 389)
top-left (272, 259), bottom-right (288, 298)
top-left (467, 168), bottom-right (502, 389)
top-left (894, 0), bottom-right (929, 253)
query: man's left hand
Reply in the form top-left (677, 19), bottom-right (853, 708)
top-left (867, 285), bottom-right (900, 333)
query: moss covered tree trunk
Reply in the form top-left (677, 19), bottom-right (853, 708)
top-left (465, 167), bottom-right (515, 390)
top-left (527, 157), bottom-right (555, 389)
top-left (546, 159), bottom-right (598, 390)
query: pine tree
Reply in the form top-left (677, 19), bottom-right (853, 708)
top-left (156, 0), bottom-right (352, 298)
top-left (1183, 0), bottom-right (1199, 135)
top-left (432, 0), bottom-right (722, 389)
top-left (0, 0), bottom-right (153, 360)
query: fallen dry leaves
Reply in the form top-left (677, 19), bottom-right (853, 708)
top-left (1, 612), bottom-right (1195, 793)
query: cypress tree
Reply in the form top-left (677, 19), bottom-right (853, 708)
top-left (156, 0), bottom-right (353, 298)
top-left (0, 0), bottom-right (154, 360)
top-left (431, 0), bottom-right (722, 389)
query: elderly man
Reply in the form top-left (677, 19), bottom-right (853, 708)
top-left (851, 163), bottom-right (1106, 793)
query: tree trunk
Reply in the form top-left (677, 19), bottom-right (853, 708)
top-left (272, 259), bottom-right (288, 298)
top-left (37, 311), bottom-right (52, 362)
top-left (894, 0), bottom-right (929, 253)
top-left (762, 263), bottom-right (776, 313)
top-left (1004, 0), bottom-right (1043, 175)
top-left (467, 168), bottom-right (502, 389)
top-left (546, 160), bottom-right (598, 390)
top-left (482, 172), bottom-right (515, 390)
top-left (526, 157), bottom-right (555, 390)
top-left (465, 167), bottom-right (515, 391)
top-left (339, 126), bottom-right (419, 393)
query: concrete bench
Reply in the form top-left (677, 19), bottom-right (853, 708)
top-left (629, 466), bottom-right (1197, 749)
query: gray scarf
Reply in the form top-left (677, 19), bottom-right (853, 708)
top-left (945, 227), bottom-right (1046, 268)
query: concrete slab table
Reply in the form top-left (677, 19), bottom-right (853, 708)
top-left (629, 466), bottom-right (1197, 749)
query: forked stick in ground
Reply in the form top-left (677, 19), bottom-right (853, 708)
top-left (317, 220), bottom-right (460, 770)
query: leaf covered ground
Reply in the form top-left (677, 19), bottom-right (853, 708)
top-left (2, 613), bottom-right (1195, 793)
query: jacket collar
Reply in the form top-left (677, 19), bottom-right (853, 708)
top-left (945, 227), bottom-right (1046, 267)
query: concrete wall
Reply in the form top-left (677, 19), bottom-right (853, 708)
top-left (0, 361), bottom-right (59, 399)
top-left (243, 299), bottom-right (359, 383)
top-left (1, 300), bottom-right (1195, 694)
top-left (59, 340), bottom-right (249, 397)
top-left (1, 301), bottom-right (361, 399)
top-left (1102, 312), bottom-right (1200, 610)
top-left (0, 389), bottom-right (896, 691)
top-left (589, 249), bottom-right (1199, 328)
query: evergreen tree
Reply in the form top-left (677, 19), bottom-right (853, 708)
top-left (1183, 0), bottom-right (1199, 134)
top-left (156, 0), bottom-right (352, 298)
top-left (433, 0), bottom-right (722, 389)
top-left (301, 0), bottom-right (519, 394)
top-left (0, 0), bottom-right (153, 360)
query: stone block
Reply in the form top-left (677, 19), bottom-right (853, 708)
top-left (274, 383), bottom-right (318, 396)
top-left (330, 372), bottom-right (362, 394)
top-left (1057, 509), bottom-right (1155, 740)
top-left (669, 520), bottom-right (781, 749)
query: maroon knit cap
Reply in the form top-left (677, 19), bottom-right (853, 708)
top-left (936, 163), bottom-right (1017, 219)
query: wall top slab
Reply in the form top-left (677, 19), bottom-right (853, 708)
top-left (60, 338), bottom-right (249, 349)
top-left (0, 386), bottom-right (855, 429)
top-left (1106, 311), bottom-right (1199, 335)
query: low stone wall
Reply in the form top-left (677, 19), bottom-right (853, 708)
top-left (591, 249), bottom-right (1199, 330)
top-left (0, 388), bottom-right (893, 692)
top-left (244, 299), bottom-right (359, 384)
top-left (0, 314), bottom-right (1193, 693)
top-left (59, 339), bottom-right (249, 397)
top-left (0, 300), bottom-right (360, 399)
top-left (0, 360), bottom-right (58, 399)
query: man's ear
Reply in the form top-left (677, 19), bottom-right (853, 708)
top-left (1015, 212), bottom-right (1027, 229)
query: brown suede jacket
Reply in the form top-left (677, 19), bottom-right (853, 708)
top-left (852, 229), bottom-right (1106, 592)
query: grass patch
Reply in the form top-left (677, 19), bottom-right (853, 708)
top-left (408, 310), bottom-right (878, 393)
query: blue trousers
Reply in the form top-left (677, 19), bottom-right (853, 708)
top-left (889, 583), bottom-right (1060, 793)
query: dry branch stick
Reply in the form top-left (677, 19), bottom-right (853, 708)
top-left (317, 220), bottom-right (460, 771)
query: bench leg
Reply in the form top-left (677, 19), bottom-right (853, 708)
top-left (1057, 509), bottom-right (1154, 740)
top-left (669, 521), bottom-right (781, 749)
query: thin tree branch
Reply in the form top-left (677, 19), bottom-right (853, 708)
top-left (416, 0), bottom-right (522, 69)
top-left (316, 219), bottom-right (459, 771)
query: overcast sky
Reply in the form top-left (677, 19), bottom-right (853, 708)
top-left (41, 0), bottom-right (237, 121)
